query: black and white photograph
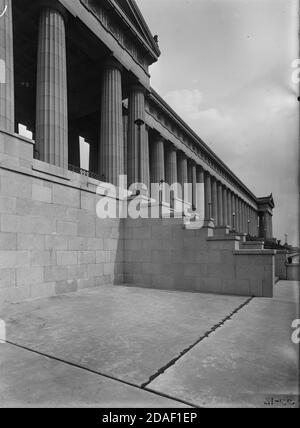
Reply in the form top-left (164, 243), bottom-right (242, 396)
top-left (0, 0), bottom-right (299, 411)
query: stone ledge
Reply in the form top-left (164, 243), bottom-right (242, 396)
top-left (234, 250), bottom-right (276, 256)
top-left (32, 160), bottom-right (70, 181)
top-left (0, 128), bottom-right (35, 146)
top-left (208, 236), bottom-right (241, 242)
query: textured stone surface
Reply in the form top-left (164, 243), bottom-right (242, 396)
top-left (99, 60), bottom-right (124, 186)
top-left (36, 6), bottom-right (68, 168)
top-left (148, 281), bottom-right (299, 408)
top-left (0, 164), bottom-right (123, 304)
top-left (1, 285), bottom-right (247, 387)
top-left (124, 218), bottom-right (274, 297)
top-left (127, 85), bottom-right (149, 188)
top-left (0, 343), bottom-right (187, 408)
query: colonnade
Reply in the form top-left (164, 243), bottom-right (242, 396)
top-left (0, 0), bottom-right (259, 235)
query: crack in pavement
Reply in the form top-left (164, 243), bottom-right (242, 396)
top-left (140, 297), bottom-right (254, 389)
top-left (3, 340), bottom-right (199, 408)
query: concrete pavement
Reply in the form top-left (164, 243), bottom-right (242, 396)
top-left (149, 281), bottom-right (299, 408)
top-left (0, 281), bottom-right (299, 407)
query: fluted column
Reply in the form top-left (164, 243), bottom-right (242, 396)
top-left (246, 205), bottom-right (250, 235)
top-left (196, 166), bottom-right (205, 216)
top-left (236, 198), bottom-right (240, 232)
top-left (188, 162), bottom-right (197, 209)
top-left (150, 137), bottom-right (165, 201)
top-left (127, 84), bottom-right (148, 187)
top-left (165, 145), bottom-right (178, 186)
top-left (165, 145), bottom-right (177, 206)
top-left (241, 201), bottom-right (244, 233)
top-left (123, 113), bottom-right (128, 175)
top-left (243, 203), bottom-right (247, 233)
top-left (143, 127), bottom-right (150, 191)
top-left (100, 58), bottom-right (124, 185)
top-left (232, 194), bottom-right (237, 231)
top-left (204, 172), bottom-right (212, 220)
top-left (249, 208), bottom-right (253, 236)
top-left (211, 178), bottom-right (218, 225)
top-left (0, 0), bottom-right (14, 131)
top-left (227, 189), bottom-right (232, 229)
top-left (217, 182), bottom-right (223, 226)
top-left (177, 152), bottom-right (188, 203)
top-left (222, 186), bottom-right (228, 226)
top-left (36, 4), bottom-right (68, 168)
top-left (238, 198), bottom-right (242, 233)
top-left (244, 204), bottom-right (247, 234)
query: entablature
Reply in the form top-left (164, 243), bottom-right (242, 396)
top-left (79, 0), bottom-right (159, 73)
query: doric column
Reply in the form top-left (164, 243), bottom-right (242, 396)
top-left (123, 113), bottom-right (128, 175)
top-left (227, 189), bottom-right (232, 229)
top-left (150, 136), bottom-right (165, 201)
top-left (241, 201), bottom-right (244, 233)
top-left (165, 145), bottom-right (177, 186)
top-left (244, 203), bottom-right (248, 233)
top-left (204, 171), bottom-right (212, 220)
top-left (246, 205), bottom-right (250, 235)
top-left (165, 145), bottom-right (177, 206)
top-left (36, 3), bottom-right (68, 168)
top-left (143, 127), bottom-right (150, 191)
top-left (244, 203), bottom-right (247, 233)
top-left (238, 198), bottom-right (242, 233)
top-left (236, 198), bottom-right (240, 232)
top-left (177, 152), bottom-right (188, 202)
top-left (217, 182), bottom-right (223, 226)
top-left (196, 166), bottom-right (205, 216)
top-left (0, 0), bottom-right (14, 131)
top-left (127, 84), bottom-right (148, 187)
top-left (222, 185), bottom-right (228, 226)
top-left (249, 208), bottom-right (253, 236)
top-left (188, 161), bottom-right (197, 209)
top-left (253, 210), bottom-right (257, 236)
top-left (99, 58), bottom-right (124, 185)
top-left (232, 194), bottom-right (237, 231)
top-left (211, 177), bottom-right (218, 225)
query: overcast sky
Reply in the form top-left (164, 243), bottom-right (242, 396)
top-left (138, 0), bottom-right (299, 246)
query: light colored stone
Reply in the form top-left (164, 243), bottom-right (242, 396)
top-left (0, 268), bottom-right (15, 289)
top-left (16, 267), bottom-right (44, 287)
top-left (36, 7), bottom-right (68, 168)
top-left (17, 234), bottom-right (44, 250)
top-left (0, 232), bottom-right (17, 250)
top-left (57, 251), bottom-right (78, 266)
top-left (32, 184), bottom-right (52, 203)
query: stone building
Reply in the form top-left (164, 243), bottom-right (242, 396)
top-left (0, 0), bottom-right (276, 303)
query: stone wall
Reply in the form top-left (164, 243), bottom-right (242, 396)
top-left (0, 131), bottom-right (123, 305)
top-left (286, 263), bottom-right (300, 281)
top-left (0, 130), bottom-right (275, 303)
top-left (275, 250), bottom-right (288, 280)
top-left (124, 218), bottom-right (275, 297)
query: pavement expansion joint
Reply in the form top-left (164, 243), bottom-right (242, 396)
top-left (4, 340), bottom-right (197, 408)
top-left (141, 297), bottom-right (254, 389)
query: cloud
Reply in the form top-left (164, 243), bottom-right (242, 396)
top-left (164, 89), bottom-right (203, 119)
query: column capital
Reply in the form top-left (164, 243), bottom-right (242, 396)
top-left (39, 0), bottom-right (68, 21)
top-left (129, 83), bottom-right (147, 94)
top-left (153, 134), bottom-right (165, 144)
top-left (103, 56), bottom-right (123, 73)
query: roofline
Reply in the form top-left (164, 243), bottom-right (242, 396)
top-left (129, 0), bottom-right (161, 56)
top-left (107, 0), bottom-right (161, 62)
top-left (149, 88), bottom-right (258, 203)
